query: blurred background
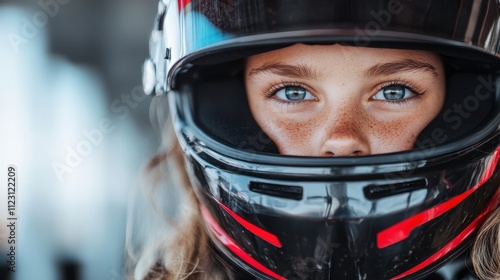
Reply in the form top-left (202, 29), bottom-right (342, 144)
top-left (0, 0), bottom-right (160, 279)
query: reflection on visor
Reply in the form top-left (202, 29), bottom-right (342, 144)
top-left (184, 10), bottom-right (234, 52)
top-left (178, 0), bottom-right (500, 55)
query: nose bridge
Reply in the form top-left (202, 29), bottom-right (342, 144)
top-left (324, 97), bottom-right (364, 135)
top-left (320, 101), bottom-right (370, 156)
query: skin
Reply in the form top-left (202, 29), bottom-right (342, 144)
top-left (245, 44), bottom-right (445, 156)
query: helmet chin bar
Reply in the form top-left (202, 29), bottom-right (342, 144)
top-left (175, 109), bottom-right (500, 279)
top-left (168, 82), bottom-right (500, 278)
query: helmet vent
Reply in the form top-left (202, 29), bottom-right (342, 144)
top-left (249, 182), bottom-right (303, 200)
top-left (364, 179), bottom-right (428, 200)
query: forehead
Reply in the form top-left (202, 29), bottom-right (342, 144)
top-left (246, 44), bottom-right (442, 67)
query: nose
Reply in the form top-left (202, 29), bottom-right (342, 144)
top-left (319, 124), bottom-right (370, 157)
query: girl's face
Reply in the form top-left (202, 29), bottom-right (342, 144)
top-left (245, 44), bottom-right (446, 156)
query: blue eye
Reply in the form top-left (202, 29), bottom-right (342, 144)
top-left (373, 85), bottom-right (415, 101)
top-left (275, 86), bottom-right (315, 102)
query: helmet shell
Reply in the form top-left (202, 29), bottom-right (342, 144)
top-left (145, 1), bottom-right (500, 279)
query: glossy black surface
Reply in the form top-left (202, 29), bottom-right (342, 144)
top-left (182, 133), bottom-right (499, 279)
top-left (175, 0), bottom-right (500, 68)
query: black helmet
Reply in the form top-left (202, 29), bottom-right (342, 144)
top-left (143, 1), bottom-right (500, 279)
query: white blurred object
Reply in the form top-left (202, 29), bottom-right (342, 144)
top-left (0, 5), bottom-right (153, 280)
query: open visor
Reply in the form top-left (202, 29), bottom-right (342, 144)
top-left (166, 0), bottom-right (500, 70)
top-left (174, 63), bottom-right (500, 157)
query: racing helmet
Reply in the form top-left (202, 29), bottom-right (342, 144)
top-left (143, 1), bottom-right (500, 279)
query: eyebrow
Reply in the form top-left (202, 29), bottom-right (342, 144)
top-left (247, 62), bottom-right (320, 80)
top-left (248, 58), bottom-right (439, 80)
top-left (364, 58), bottom-right (439, 78)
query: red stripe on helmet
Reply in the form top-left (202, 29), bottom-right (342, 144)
top-left (200, 205), bottom-right (286, 280)
top-left (216, 200), bottom-right (282, 248)
top-left (178, 0), bottom-right (191, 11)
top-left (391, 186), bottom-right (500, 280)
top-left (378, 146), bottom-right (500, 249)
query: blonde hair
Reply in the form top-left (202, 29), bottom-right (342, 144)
top-left (125, 96), bottom-right (232, 279)
top-left (472, 207), bottom-right (500, 280)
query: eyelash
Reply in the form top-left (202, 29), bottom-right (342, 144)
top-left (263, 80), bottom-right (427, 105)
top-left (264, 81), bottom-right (315, 105)
top-left (373, 80), bottom-right (426, 105)
top-left (265, 81), bottom-right (306, 97)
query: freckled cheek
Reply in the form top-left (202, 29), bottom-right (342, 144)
top-left (369, 119), bottom-right (426, 154)
top-left (258, 117), bottom-right (318, 156)
top-left (248, 95), bottom-right (320, 155)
